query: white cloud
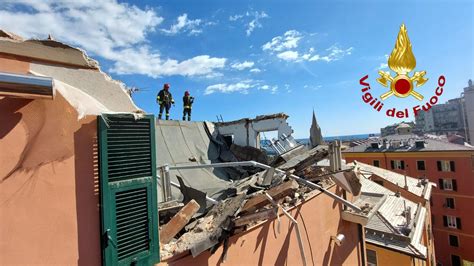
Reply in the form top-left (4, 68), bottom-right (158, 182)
top-left (277, 51), bottom-right (299, 61)
top-left (250, 68), bottom-right (261, 73)
top-left (161, 13), bottom-right (203, 36)
top-left (111, 51), bottom-right (226, 77)
top-left (0, 1), bottom-right (226, 77)
top-left (378, 63), bottom-right (388, 70)
top-left (262, 30), bottom-right (302, 52)
top-left (205, 81), bottom-right (253, 95)
top-left (262, 30), bottom-right (353, 63)
top-left (377, 54), bottom-right (389, 70)
top-left (229, 14), bottom-right (244, 21)
top-left (259, 84), bottom-right (278, 94)
top-left (205, 80), bottom-right (277, 95)
top-left (228, 10), bottom-right (269, 36)
top-left (231, 61), bottom-right (255, 70)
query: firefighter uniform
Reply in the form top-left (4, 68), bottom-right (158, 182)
top-left (182, 91), bottom-right (194, 121)
top-left (157, 84), bottom-right (174, 120)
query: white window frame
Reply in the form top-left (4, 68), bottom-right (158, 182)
top-left (441, 160), bottom-right (451, 172)
top-left (447, 216), bottom-right (457, 229)
top-left (442, 179), bottom-right (453, 191)
top-left (394, 160), bottom-right (404, 169)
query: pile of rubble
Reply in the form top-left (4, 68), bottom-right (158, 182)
top-left (158, 142), bottom-right (360, 261)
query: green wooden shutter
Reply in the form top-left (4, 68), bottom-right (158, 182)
top-left (98, 114), bottom-right (159, 266)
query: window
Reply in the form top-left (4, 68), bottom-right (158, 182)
top-left (443, 216), bottom-right (462, 229)
top-left (367, 249), bottom-right (377, 266)
top-left (417, 160), bottom-right (426, 171)
top-left (390, 160), bottom-right (405, 170)
top-left (438, 179), bottom-right (457, 191)
top-left (437, 160), bottom-right (455, 172)
top-left (445, 198), bottom-right (455, 209)
top-left (451, 255), bottom-right (461, 266)
top-left (449, 235), bottom-right (459, 247)
top-left (373, 160), bottom-right (380, 167)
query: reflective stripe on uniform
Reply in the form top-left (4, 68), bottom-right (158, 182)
top-left (184, 106), bottom-right (192, 109)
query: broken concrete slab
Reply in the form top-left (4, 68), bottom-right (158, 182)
top-left (160, 200), bottom-right (200, 245)
top-left (274, 145), bottom-right (329, 174)
top-left (173, 194), bottom-right (246, 257)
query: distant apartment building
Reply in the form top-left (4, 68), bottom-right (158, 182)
top-left (415, 80), bottom-right (474, 144)
top-left (462, 80), bottom-right (474, 144)
top-left (343, 131), bottom-right (474, 266)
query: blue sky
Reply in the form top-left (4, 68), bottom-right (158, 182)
top-left (0, 0), bottom-right (472, 138)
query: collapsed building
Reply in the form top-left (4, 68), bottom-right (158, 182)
top-left (0, 30), bottom-right (435, 266)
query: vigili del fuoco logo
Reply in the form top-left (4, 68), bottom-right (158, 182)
top-left (359, 24), bottom-right (446, 118)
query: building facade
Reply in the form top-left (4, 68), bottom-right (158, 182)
top-left (462, 80), bottom-right (474, 145)
top-left (414, 80), bottom-right (474, 145)
top-left (344, 136), bottom-right (474, 266)
top-left (381, 121), bottom-right (416, 137)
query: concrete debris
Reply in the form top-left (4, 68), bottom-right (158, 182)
top-left (171, 194), bottom-right (246, 257)
top-left (158, 134), bottom-right (352, 261)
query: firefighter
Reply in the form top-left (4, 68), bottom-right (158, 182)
top-left (182, 90), bottom-right (194, 121)
top-left (157, 83), bottom-right (174, 120)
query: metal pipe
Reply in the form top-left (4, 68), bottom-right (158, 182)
top-left (169, 181), bottom-right (219, 205)
top-left (163, 160), bottom-right (362, 212)
top-left (264, 192), bottom-right (307, 266)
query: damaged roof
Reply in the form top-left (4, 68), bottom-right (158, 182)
top-left (361, 177), bottom-right (428, 258)
top-left (215, 112), bottom-right (289, 126)
top-left (353, 162), bottom-right (433, 199)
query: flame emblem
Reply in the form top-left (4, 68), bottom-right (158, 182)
top-left (377, 24), bottom-right (427, 101)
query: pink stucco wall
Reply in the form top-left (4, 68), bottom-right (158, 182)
top-left (0, 56), bottom-right (101, 265)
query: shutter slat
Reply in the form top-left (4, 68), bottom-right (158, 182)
top-left (115, 187), bottom-right (150, 261)
top-left (108, 155), bottom-right (152, 163)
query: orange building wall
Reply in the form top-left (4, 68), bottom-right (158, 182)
top-left (366, 243), bottom-right (424, 266)
top-left (163, 186), bottom-right (364, 266)
top-left (345, 152), bottom-right (474, 266)
top-left (0, 59), bottom-right (101, 265)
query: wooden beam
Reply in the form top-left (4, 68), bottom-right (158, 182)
top-left (240, 180), bottom-right (299, 214)
top-left (160, 199), bottom-right (200, 245)
top-left (233, 208), bottom-right (276, 227)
